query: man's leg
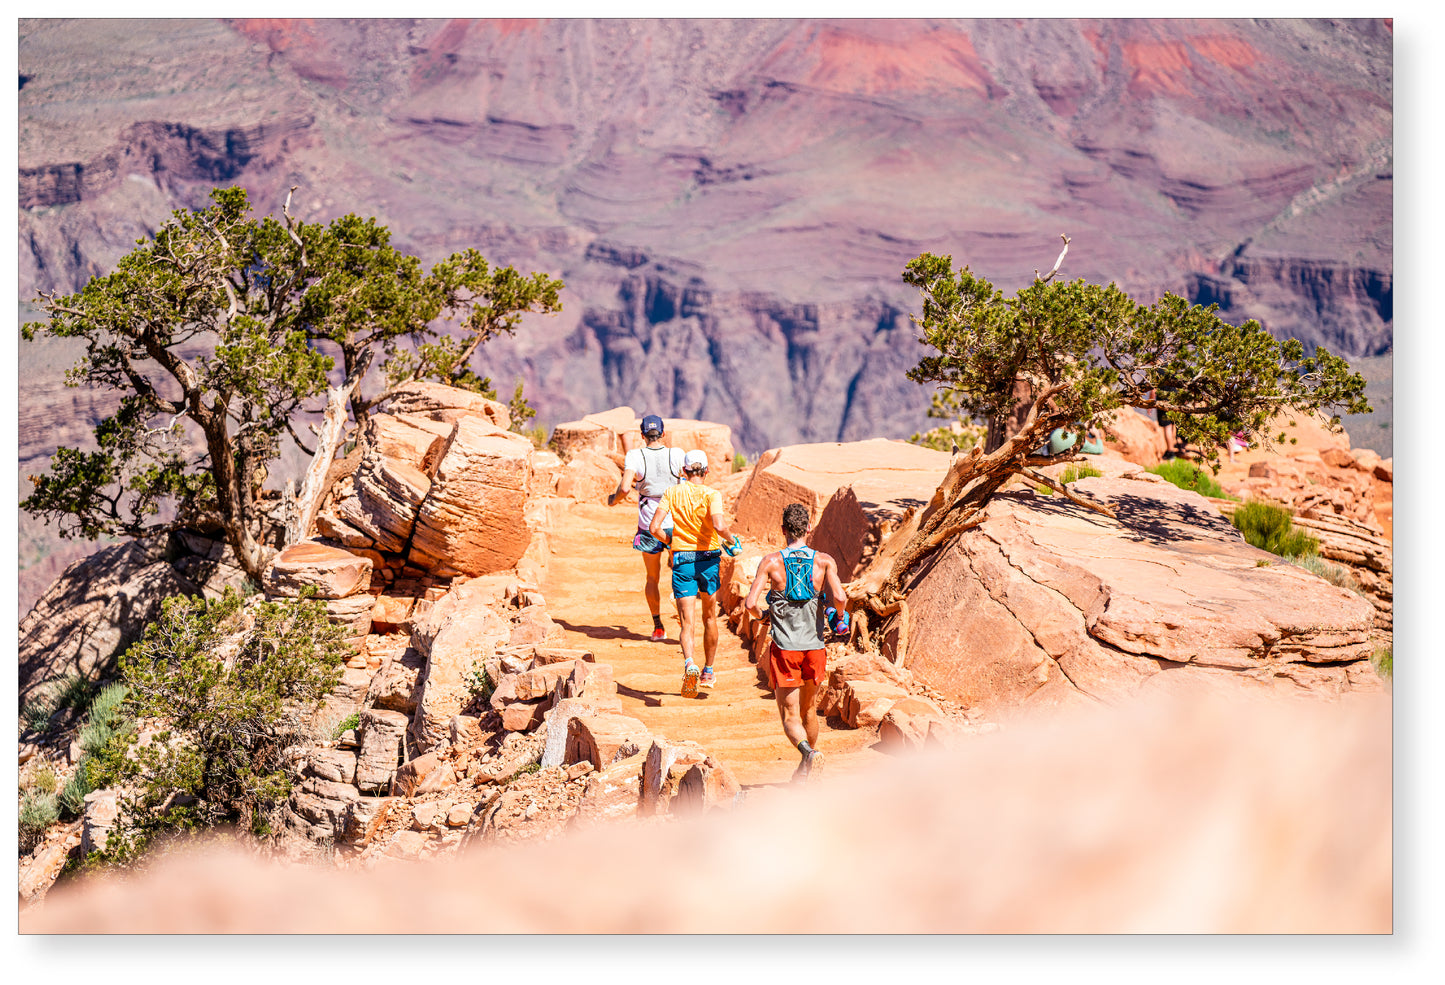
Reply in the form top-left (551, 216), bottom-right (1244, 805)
top-left (642, 551), bottom-right (662, 616)
top-left (799, 677), bottom-right (822, 747)
top-left (699, 592), bottom-right (719, 669)
top-left (675, 595), bottom-right (697, 667)
top-left (773, 684), bottom-right (807, 747)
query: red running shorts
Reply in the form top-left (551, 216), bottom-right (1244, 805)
top-left (767, 641), bottom-right (827, 688)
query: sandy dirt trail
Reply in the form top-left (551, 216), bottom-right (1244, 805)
top-left (542, 501), bottom-right (890, 788)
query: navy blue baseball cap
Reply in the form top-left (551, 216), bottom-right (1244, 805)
top-left (641, 414), bottom-right (664, 436)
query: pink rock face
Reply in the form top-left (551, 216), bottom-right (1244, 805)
top-left (384, 381), bottom-right (510, 429)
top-left (733, 439), bottom-right (951, 547)
top-left (896, 475), bottom-right (1380, 714)
top-left (334, 449), bottom-right (431, 554)
top-left (409, 583), bottom-right (512, 751)
top-left (262, 542), bottom-right (373, 599)
top-left (409, 417), bottom-right (537, 578)
top-left (842, 680), bottom-right (910, 728)
top-left (812, 477), bottom-right (940, 581)
top-left (555, 450), bottom-right (622, 503)
top-left (365, 414), bottom-right (451, 475)
top-left (1100, 408), bottom-right (1168, 466)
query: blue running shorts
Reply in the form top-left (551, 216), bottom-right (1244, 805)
top-left (670, 550), bottom-right (721, 599)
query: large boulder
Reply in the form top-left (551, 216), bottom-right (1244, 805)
top-left (884, 475), bottom-right (1381, 715)
top-left (812, 476), bottom-right (942, 581)
top-left (331, 445), bottom-right (431, 553)
top-left (1100, 408), bottom-right (1168, 466)
top-left (408, 582), bottom-right (513, 752)
top-left (363, 413), bottom-right (452, 475)
top-left (732, 439), bottom-right (951, 548)
top-left (262, 542), bottom-right (372, 600)
top-left (549, 406), bottom-right (637, 459)
top-left (408, 417), bottom-right (537, 578)
top-left (555, 450), bottom-right (623, 503)
top-left (18, 532), bottom-right (247, 711)
top-left (383, 380), bottom-right (510, 429)
top-left (549, 406), bottom-right (735, 471)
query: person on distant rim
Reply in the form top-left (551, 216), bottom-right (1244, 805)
top-left (743, 502), bottom-right (849, 783)
top-left (607, 414), bottom-right (687, 642)
top-left (649, 449), bottom-right (736, 697)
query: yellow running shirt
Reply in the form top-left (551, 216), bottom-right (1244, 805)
top-left (661, 481), bottom-right (724, 551)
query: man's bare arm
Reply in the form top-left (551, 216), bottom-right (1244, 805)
top-left (607, 467), bottom-right (638, 507)
top-left (744, 556), bottom-right (775, 619)
top-left (648, 502), bottom-right (669, 539)
top-left (820, 553), bottom-right (848, 608)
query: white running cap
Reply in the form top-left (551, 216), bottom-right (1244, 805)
top-left (683, 450), bottom-right (709, 470)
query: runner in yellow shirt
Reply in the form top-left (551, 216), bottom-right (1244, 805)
top-left (649, 450), bottom-right (737, 697)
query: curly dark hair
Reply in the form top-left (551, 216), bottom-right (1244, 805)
top-left (781, 503), bottom-right (810, 542)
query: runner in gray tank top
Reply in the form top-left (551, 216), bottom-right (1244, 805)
top-left (606, 414), bottom-right (687, 641)
top-left (744, 502), bottom-right (849, 783)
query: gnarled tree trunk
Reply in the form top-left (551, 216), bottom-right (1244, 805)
top-left (846, 381), bottom-right (1116, 660)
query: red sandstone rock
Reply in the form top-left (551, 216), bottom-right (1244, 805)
top-left (384, 380), bottom-right (510, 429)
top-left (674, 757), bottom-right (743, 815)
top-left (334, 447), bottom-right (431, 554)
top-left (500, 699), bottom-right (548, 733)
top-left (409, 417), bottom-right (537, 578)
top-left (262, 542), bottom-right (372, 599)
top-left (564, 713), bottom-right (652, 769)
top-left (812, 478), bottom-right (937, 581)
top-left (365, 413), bottom-right (450, 475)
top-left (842, 680), bottom-right (910, 728)
top-left (732, 439), bottom-right (951, 547)
top-left (555, 449), bottom-right (622, 503)
top-left (889, 474), bottom-right (1380, 714)
top-left (409, 583), bottom-right (512, 751)
top-left (1099, 409), bottom-right (1168, 466)
top-left (369, 594), bottom-right (415, 633)
top-left (574, 750), bottom-right (647, 826)
top-left (641, 738), bottom-right (710, 816)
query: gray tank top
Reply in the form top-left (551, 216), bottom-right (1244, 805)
top-left (768, 591), bottom-right (825, 651)
top-left (636, 445), bottom-right (681, 499)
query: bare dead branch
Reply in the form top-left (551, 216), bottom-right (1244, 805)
top-left (1034, 233), bottom-right (1071, 283)
top-left (1020, 466), bottom-right (1117, 518)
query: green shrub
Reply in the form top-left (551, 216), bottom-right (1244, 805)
top-left (503, 762), bottom-right (541, 785)
top-left (1147, 459), bottom-right (1233, 499)
top-left (20, 790), bottom-right (60, 852)
top-left (77, 721), bottom-right (115, 759)
top-left (907, 422), bottom-right (985, 453)
top-left (1231, 501), bottom-right (1319, 557)
top-left (1060, 463), bottom-right (1102, 484)
top-left (27, 765), bottom-right (59, 795)
top-left (1286, 553), bottom-right (1364, 595)
top-left (92, 587), bottom-right (348, 860)
top-left (465, 661), bottom-right (495, 703)
top-left (1373, 647), bottom-right (1392, 680)
top-left (331, 712), bottom-right (360, 739)
top-left (733, 452), bottom-right (747, 473)
top-left (59, 762), bottom-right (96, 818)
top-left (21, 696), bottom-right (55, 733)
top-left (87, 683), bottom-right (128, 729)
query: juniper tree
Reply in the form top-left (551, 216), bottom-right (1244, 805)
top-left (849, 240), bottom-right (1370, 651)
top-left (23, 186), bottom-right (563, 580)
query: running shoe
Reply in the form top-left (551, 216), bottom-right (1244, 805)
top-left (699, 666), bottom-right (716, 689)
top-left (793, 749), bottom-right (825, 784)
top-left (681, 661), bottom-right (700, 699)
top-left (650, 626), bottom-right (666, 642)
